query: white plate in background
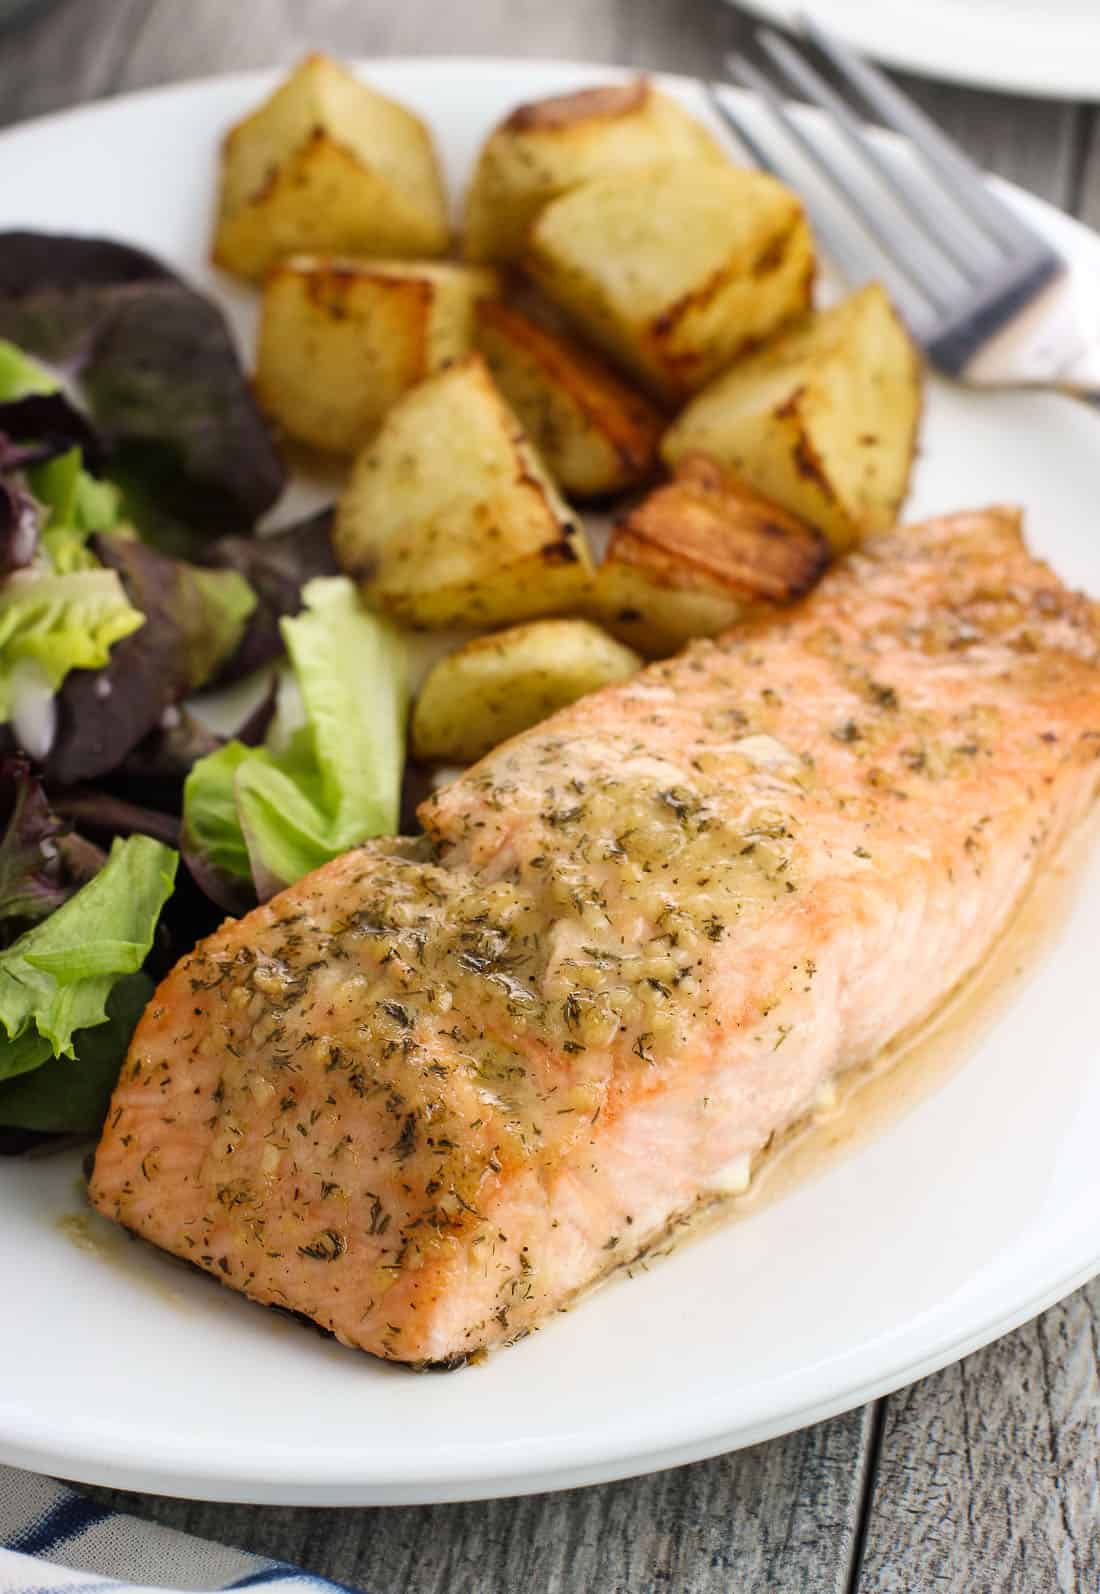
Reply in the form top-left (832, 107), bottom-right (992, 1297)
top-left (0, 59), bottom-right (1098, 1505)
top-left (729, 1), bottom-right (1100, 100)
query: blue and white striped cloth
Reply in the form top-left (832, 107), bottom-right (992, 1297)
top-left (0, 1469), bottom-right (360, 1594)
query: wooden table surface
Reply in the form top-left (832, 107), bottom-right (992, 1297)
top-left (2, 1), bottom-right (1098, 1590)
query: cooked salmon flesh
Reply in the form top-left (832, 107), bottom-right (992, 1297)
top-left (90, 509), bottom-right (1100, 1365)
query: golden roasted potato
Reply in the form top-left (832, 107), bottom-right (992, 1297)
top-left (662, 284), bottom-right (922, 553)
top-left (585, 453), bottom-right (828, 656)
top-left (475, 299), bottom-right (663, 497)
top-left (334, 354), bottom-right (594, 628)
top-left (213, 53), bottom-right (449, 281)
top-left (584, 563), bottom-right (748, 659)
top-left (463, 79), bottom-right (727, 265)
top-left (526, 161), bottom-right (814, 402)
top-left (255, 258), bottom-right (499, 455)
top-left (412, 618), bottom-right (641, 763)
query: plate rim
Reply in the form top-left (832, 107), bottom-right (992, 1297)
top-left (1, 54), bottom-right (1099, 1506)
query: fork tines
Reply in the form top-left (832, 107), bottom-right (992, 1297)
top-left (706, 17), bottom-right (1062, 367)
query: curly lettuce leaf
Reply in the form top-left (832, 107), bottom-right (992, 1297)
top-left (182, 578), bottom-right (406, 905)
top-left (0, 566), bottom-right (143, 721)
top-left (0, 833), bottom-right (176, 1078)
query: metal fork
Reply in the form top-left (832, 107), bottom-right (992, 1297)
top-left (707, 17), bottom-right (1100, 402)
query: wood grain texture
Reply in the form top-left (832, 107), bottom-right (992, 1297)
top-left (857, 1279), bottom-right (1100, 1594)
top-left (89, 1403), bottom-right (876, 1594)
top-left (0, 0), bottom-right (149, 127)
top-left (0, 2), bottom-right (1097, 1591)
top-left (1072, 107), bottom-right (1100, 228)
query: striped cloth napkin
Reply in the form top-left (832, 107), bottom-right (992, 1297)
top-left (0, 1468), bottom-right (358, 1594)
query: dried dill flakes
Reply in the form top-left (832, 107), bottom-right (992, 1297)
top-left (393, 1112), bottom-right (419, 1160)
top-left (380, 1000), bottom-right (413, 1029)
top-left (702, 916), bottom-right (725, 942)
top-left (542, 803), bottom-right (585, 829)
top-left (298, 1229), bottom-right (347, 1262)
top-left (867, 680), bottom-right (899, 711)
top-left (367, 1194), bottom-right (390, 1236)
top-left (832, 720), bottom-right (862, 744)
top-left (655, 786), bottom-right (700, 825)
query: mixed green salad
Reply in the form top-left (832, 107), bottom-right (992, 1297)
top-left (0, 232), bottom-right (406, 1142)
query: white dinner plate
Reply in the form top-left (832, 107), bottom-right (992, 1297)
top-left (1, 59), bottom-right (1099, 1507)
top-left (731, 1), bottom-right (1100, 100)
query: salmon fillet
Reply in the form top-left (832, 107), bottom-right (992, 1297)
top-left (90, 508), bottom-right (1100, 1365)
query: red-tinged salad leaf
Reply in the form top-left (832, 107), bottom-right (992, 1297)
top-left (0, 388), bottom-right (108, 575)
top-left (119, 705), bottom-right (225, 786)
top-left (0, 479), bottom-right (39, 577)
top-left (0, 232), bottom-right (285, 535)
top-left (201, 508), bottom-right (339, 683)
top-left (0, 391), bottom-right (105, 476)
top-left (49, 789), bottom-right (180, 850)
top-left (0, 758), bottom-right (103, 938)
top-left (43, 534), bottom-right (255, 785)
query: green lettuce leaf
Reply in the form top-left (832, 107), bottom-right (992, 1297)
top-left (0, 833), bottom-right (177, 1076)
top-left (179, 740), bottom-right (256, 915)
top-left (0, 971), bottom-right (152, 1132)
top-left (182, 578), bottom-right (406, 905)
top-left (0, 339), bottom-right (55, 402)
top-left (0, 566), bottom-right (143, 719)
top-left (33, 447), bottom-right (124, 572)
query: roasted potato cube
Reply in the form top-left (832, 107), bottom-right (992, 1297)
top-left (334, 354), bottom-right (593, 627)
top-left (662, 284), bottom-right (922, 552)
top-left (584, 563), bottom-right (747, 659)
top-left (475, 299), bottom-right (663, 497)
top-left (412, 619), bottom-right (641, 763)
top-left (255, 258), bottom-right (499, 455)
top-left (526, 161), bottom-right (814, 402)
top-left (213, 53), bottom-right (449, 281)
top-left (463, 79), bottom-right (727, 265)
top-left (585, 453), bottom-right (828, 656)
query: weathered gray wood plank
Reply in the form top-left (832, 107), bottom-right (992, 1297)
top-left (1071, 108), bottom-right (1100, 228)
top-left (0, 0), bottom-right (149, 128)
top-left (857, 1279), bottom-right (1100, 1593)
top-left (88, 1403), bottom-right (875, 1594)
top-left (873, 74), bottom-right (1080, 205)
top-left (105, 0), bottom-right (739, 90)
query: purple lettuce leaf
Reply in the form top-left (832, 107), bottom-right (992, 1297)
top-left (201, 508), bottom-right (339, 682)
top-left (0, 758), bottom-right (104, 937)
top-left (0, 232), bottom-right (285, 534)
top-left (43, 534), bottom-right (254, 786)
